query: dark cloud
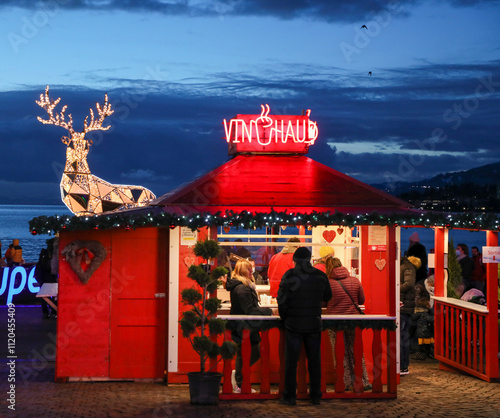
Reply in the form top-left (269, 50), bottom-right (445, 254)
top-left (1, 58), bottom-right (499, 204)
top-left (0, 0), bottom-right (497, 22)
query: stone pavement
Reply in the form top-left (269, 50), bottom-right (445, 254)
top-left (1, 306), bottom-right (500, 417)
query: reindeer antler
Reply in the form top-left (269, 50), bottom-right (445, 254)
top-left (83, 94), bottom-right (114, 133)
top-left (36, 86), bottom-right (75, 135)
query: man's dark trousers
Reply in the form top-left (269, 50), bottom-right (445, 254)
top-left (284, 329), bottom-right (322, 401)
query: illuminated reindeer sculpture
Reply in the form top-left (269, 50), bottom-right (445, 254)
top-left (37, 86), bottom-right (155, 216)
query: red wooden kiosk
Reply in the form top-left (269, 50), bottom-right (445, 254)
top-left (50, 105), bottom-right (498, 398)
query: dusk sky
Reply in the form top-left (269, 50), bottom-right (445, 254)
top-left (1, 0), bottom-right (499, 205)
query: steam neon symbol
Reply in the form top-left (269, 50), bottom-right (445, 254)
top-left (256, 104), bottom-right (273, 128)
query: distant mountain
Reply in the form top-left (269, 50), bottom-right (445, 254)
top-left (371, 161), bottom-right (500, 213)
top-left (372, 162), bottom-right (500, 196)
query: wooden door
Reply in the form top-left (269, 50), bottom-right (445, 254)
top-left (109, 228), bottom-right (168, 378)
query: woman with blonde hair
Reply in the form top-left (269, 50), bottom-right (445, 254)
top-left (225, 259), bottom-right (272, 393)
top-left (325, 257), bottom-right (371, 391)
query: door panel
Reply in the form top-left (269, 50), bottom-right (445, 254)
top-left (109, 228), bottom-right (167, 378)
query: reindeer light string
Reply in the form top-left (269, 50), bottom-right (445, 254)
top-left (37, 86), bottom-right (155, 216)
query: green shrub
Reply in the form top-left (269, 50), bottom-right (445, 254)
top-left (179, 239), bottom-right (237, 372)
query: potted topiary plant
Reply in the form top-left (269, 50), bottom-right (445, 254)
top-left (179, 238), bottom-right (237, 405)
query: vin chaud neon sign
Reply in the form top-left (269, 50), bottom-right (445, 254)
top-left (223, 104), bottom-right (318, 154)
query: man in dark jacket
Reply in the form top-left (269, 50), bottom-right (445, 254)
top-left (277, 247), bottom-right (332, 405)
top-left (400, 255), bottom-right (417, 375)
top-left (456, 243), bottom-right (475, 293)
top-left (407, 232), bottom-right (427, 283)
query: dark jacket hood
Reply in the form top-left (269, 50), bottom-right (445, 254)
top-left (225, 277), bottom-right (242, 292)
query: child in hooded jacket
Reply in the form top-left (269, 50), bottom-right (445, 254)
top-left (411, 282), bottom-right (434, 360)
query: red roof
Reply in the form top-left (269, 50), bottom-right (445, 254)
top-left (151, 154), bottom-right (413, 216)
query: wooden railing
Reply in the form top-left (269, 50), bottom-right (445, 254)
top-left (434, 297), bottom-right (493, 381)
top-left (217, 315), bottom-right (397, 400)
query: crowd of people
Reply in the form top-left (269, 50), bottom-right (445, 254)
top-left (223, 238), bottom-right (372, 404)
top-left (399, 232), bottom-right (488, 376)
top-left (222, 230), bottom-right (490, 402)
top-left (1, 238), bottom-right (58, 318)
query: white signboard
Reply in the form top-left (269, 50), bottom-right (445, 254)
top-left (181, 227), bottom-right (198, 246)
top-left (482, 246), bottom-right (500, 263)
top-left (368, 225), bottom-right (386, 251)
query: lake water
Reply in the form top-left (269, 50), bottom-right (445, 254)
top-left (399, 227), bottom-right (487, 256)
top-left (0, 205), bottom-right (71, 263)
top-left (0, 205), bottom-right (490, 264)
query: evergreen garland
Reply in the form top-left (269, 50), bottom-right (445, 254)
top-left (28, 209), bottom-right (500, 235)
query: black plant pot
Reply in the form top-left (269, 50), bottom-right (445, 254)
top-left (187, 372), bottom-right (223, 405)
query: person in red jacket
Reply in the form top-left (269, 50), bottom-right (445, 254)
top-left (268, 237), bottom-right (300, 298)
top-left (325, 257), bottom-right (371, 391)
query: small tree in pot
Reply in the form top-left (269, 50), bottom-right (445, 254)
top-left (179, 238), bottom-right (237, 404)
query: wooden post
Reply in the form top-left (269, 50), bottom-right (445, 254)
top-left (484, 231), bottom-right (499, 379)
top-left (241, 329), bottom-right (252, 393)
top-left (335, 330), bottom-right (345, 392)
top-left (353, 328), bottom-right (364, 392)
top-left (372, 329), bottom-right (383, 392)
top-left (434, 227), bottom-right (445, 358)
top-left (387, 329), bottom-right (397, 395)
top-left (260, 330), bottom-right (270, 393)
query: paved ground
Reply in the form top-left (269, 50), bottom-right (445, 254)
top-left (1, 306), bottom-right (499, 417)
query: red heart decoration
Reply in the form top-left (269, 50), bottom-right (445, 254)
top-left (223, 226), bottom-right (231, 233)
top-left (375, 259), bottom-right (386, 271)
top-left (322, 230), bottom-right (336, 243)
top-left (337, 227), bottom-right (344, 235)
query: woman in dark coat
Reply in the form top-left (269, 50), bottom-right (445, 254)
top-left (225, 258), bottom-right (272, 393)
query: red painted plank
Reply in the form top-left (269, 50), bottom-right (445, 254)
top-left (260, 330), bottom-right (270, 394)
top-left (320, 331), bottom-right (328, 394)
top-left (485, 231), bottom-right (499, 379)
top-left (387, 330), bottom-right (397, 395)
top-left (353, 328), bottom-right (363, 392)
top-left (335, 331), bottom-right (345, 393)
top-left (467, 311), bottom-right (472, 369)
top-left (241, 330), bottom-right (251, 393)
top-left (472, 314), bottom-right (478, 371)
top-left (372, 330), bottom-right (383, 393)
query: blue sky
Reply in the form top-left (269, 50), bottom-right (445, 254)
top-left (1, 0), bottom-right (499, 205)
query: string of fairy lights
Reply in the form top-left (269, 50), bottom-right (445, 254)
top-left (28, 209), bottom-right (500, 235)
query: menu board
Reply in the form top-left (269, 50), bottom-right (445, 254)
top-left (368, 226), bottom-right (386, 251)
